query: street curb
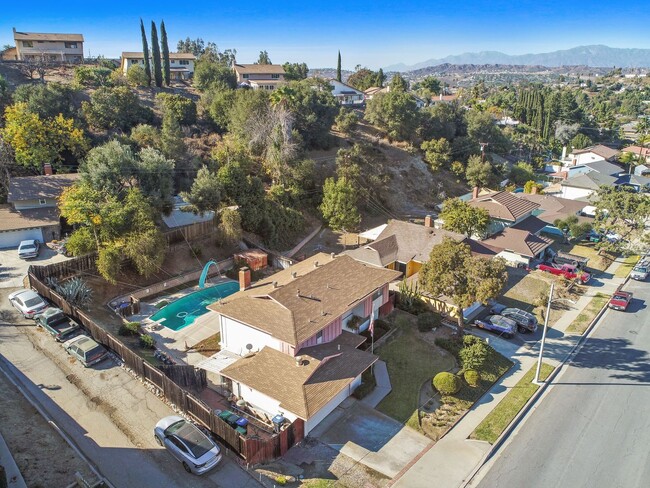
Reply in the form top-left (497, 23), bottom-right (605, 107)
top-left (459, 273), bottom-right (632, 488)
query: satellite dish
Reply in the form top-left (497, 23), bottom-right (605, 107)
top-left (246, 343), bottom-right (253, 351)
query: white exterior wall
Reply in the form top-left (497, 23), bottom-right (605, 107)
top-left (329, 80), bottom-right (365, 105)
top-left (220, 316), bottom-right (281, 356)
top-left (495, 250), bottom-right (530, 267)
top-left (122, 57), bottom-right (195, 76)
top-left (560, 185), bottom-right (594, 201)
top-left (304, 377), bottom-right (359, 435)
top-left (12, 198), bottom-right (57, 210)
top-left (571, 153), bottom-right (606, 166)
top-left (233, 382), bottom-right (299, 423)
top-left (17, 40), bottom-right (83, 62)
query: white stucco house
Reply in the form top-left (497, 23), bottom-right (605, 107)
top-left (120, 52), bottom-right (196, 80)
top-left (329, 80), bottom-right (365, 106)
top-left (203, 253), bottom-right (400, 435)
top-left (13, 28), bottom-right (83, 63)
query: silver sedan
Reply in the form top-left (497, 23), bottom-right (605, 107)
top-left (153, 416), bottom-right (222, 475)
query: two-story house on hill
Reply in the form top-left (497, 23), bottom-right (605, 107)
top-left (120, 52), bottom-right (196, 80)
top-left (204, 253), bottom-right (400, 434)
top-left (13, 28), bottom-right (84, 63)
top-left (232, 63), bottom-right (286, 90)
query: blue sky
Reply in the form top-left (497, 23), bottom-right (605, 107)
top-left (2, 1), bottom-right (649, 69)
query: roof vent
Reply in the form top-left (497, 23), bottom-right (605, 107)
top-left (291, 271), bottom-right (297, 279)
top-left (331, 252), bottom-right (336, 259)
top-left (296, 288), bottom-right (300, 297)
top-left (321, 310), bottom-right (327, 316)
top-left (295, 355), bottom-right (303, 367)
top-left (314, 261), bottom-right (319, 268)
top-left (272, 281), bottom-right (278, 288)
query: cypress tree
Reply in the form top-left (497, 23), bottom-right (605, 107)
top-left (336, 51), bottom-right (341, 82)
top-left (151, 21), bottom-right (163, 87)
top-left (378, 68), bottom-right (384, 88)
top-left (160, 20), bottom-right (171, 86)
top-left (139, 19), bottom-right (151, 86)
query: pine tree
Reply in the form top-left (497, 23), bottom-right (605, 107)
top-left (160, 20), bottom-right (170, 86)
top-left (336, 51), bottom-right (341, 82)
top-left (139, 19), bottom-right (151, 86)
top-left (150, 21), bottom-right (163, 88)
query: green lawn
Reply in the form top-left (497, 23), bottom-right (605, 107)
top-left (376, 320), bottom-right (456, 426)
top-left (614, 255), bottom-right (640, 278)
top-left (566, 293), bottom-right (610, 335)
top-left (547, 237), bottom-right (617, 272)
top-left (472, 363), bottom-right (554, 444)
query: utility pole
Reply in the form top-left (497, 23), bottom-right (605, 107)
top-left (479, 142), bottom-right (489, 162)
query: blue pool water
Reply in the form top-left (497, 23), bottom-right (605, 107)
top-left (150, 281), bottom-right (239, 331)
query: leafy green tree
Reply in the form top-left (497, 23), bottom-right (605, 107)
top-left (1, 102), bottom-right (87, 172)
top-left (466, 109), bottom-right (510, 153)
top-left (347, 68), bottom-right (383, 91)
top-left (418, 101), bottom-right (466, 142)
top-left (419, 239), bottom-right (508, 330)
top-left (553, 215), bottom-right (592, 242)
top-left (451, 161), bottom-right (465, 177)
top-left (416, 76), bottom-right (442, 98)
top-left (181, 166), bottom-right (221, 215)
top-left (82, 86), bottom-right (154, 130)
top-left (439, 198), bottom-right (490, 238)
top-left (282, 62), bottom-right (308, 81)
top-left (80, 140), bottom-right (138, 195)
top-left (389, 73), bottom-right (408, 92)
top-left (256, 50), bottom-right (271, 64)
top-left (150, 21), bottom-right (163, 87)
top-left (73, 66), bottom-right (113, 87)
top-left (155, 93), bottom-right (197, 125)
top-left (510, 161), bottom-right (535, 185)
top-left (421, 137), bottom-right (452, 170)
top-left (335, 107), bottom-right (359, 135)
top-left (140, 19), bottom-right (151, 86)
top-left (126, 65), bottom-right (149, 87)
top-left (137, 147), bottom-right (175, 212)
top-left (217, 207), bottom-right (242, 246)
top-left (160, 113), bottom-right (186, 160)
top-left (523, 180), bottom-right (544, 194)
top-left (365, 92), bottom-right (419, 142)
top-left (12, 82), bottom-right (78, 119)
top-left (177, 37), bottom-right (204, 56)
top-left (320, 176), bottom-right (360, 232)
top-left (194, 61), bottom-right (237, 91)
top-left (130, 124), bottom-right (161, 149)
top-left (377, 68), bottom-right (385, 88)
top-left (465, 155), bottom-right (493, 188)
top-left (593, 185), bottom-right (650, 253)
top-left (160, 20), bottom-right (171, 86)
top-left (336, 51), bottom-right (342, 82)
top-left (570, 133), bottom-right (592, 150)
top-left (459, 340), bottom-right (488, 370)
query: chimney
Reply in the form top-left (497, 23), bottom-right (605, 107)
top-left (472, 186), bottom-right (479, 199)
top-left (43, 163), bottom-right (53, 176)
top-left (531, 186), bottom-right (538, 195)
top-left (424, 215), bottom-right (433, 228)
top-left (295, 356), bottom-right (303, 367)
top-left (238, 267), bottom-right (251, 291)
top-left (561, 146), bottom-right (567, 160)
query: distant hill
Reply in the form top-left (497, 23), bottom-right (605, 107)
top-left (385, 45), bottom-right (650, 71)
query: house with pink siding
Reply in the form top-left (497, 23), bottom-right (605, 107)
top-left (204, 253), bottom-right (400, 434)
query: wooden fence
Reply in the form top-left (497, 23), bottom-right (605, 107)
top-left (28, 268), bottom-right (303, 464)
top-left (164, 220), bottom-right (217, 245)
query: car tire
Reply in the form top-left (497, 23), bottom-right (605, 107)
top-left (182, 462), bottom-right (192, 473)
top-left (154, 435), bottom-right (162, 446)
top-left (517, 325), bottom-right (528, 334)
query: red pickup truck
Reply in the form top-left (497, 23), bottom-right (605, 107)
top-left (609, 291), bottom-right (633, 311)
top-left (537, 263), bottom-right (591, 283)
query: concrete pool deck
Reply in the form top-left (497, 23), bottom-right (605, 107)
top-left (128, 277), bottom-right (236, 366)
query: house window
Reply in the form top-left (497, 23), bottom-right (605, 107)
top-left (179, 60), bottom-right (189, 65)
top-left (23, 41), bottom-right (33, 48)
top-left (316, 331), bottom-right (323, 344)
top-left (64, 42), bottom-right (78, 49)
top-left (271, 74), bottom-right (280, 79)
top-left (39, 199), bottom-right (47, 205)
top-left (372, 289), bottom-right (383, 301)
top-left (243, 74), bottom-right (249, 79)
top-left (396, 262), bottom-right (407, 274)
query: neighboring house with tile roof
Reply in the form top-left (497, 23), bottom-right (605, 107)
top-left (233, 62), bottom-right (286, 90)
top-left (13, 27), bottom-right (83, 63)
top-left (205, 253), bottom-right (400, 434)
top-left (120, 52), bottom-right (196, 80)
top-left (1, 169), bottom-right (79, 248)
top-left (621, 145), bottom-right (650, 165)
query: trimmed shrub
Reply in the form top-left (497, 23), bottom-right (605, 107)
top-left (463, 334), bottom-right (482, 346)
top-left (417, 312), bottom-right (442, 332)
top-left (119, 321), bottom-right (140, 336)
top-left (464, 369), bottom-right (480, 387)
top-left (459, 340), bottom-right (489, 371)
top-left (435, 337), bottom-right (463, 357)
top-left (140, 334), bottom-right (155, 349)
top-left (433, 372), bottom-right (461, 395)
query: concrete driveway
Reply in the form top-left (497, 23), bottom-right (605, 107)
top-left (310, 397), bottom-right (431, 478)
top-left (0, 247), bottom-right (70, 288)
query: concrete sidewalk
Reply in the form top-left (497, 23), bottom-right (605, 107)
top-left (361, 360), bottom-right (392, 408)
top-left (392, 258), bottom-right (627, 488)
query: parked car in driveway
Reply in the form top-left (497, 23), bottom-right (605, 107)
top-left (8, 289), bottom-right (48, 318)
top-left (34, 307), bottom-right (81, 342)
top-left (17, 239), bottom-right (40, 259)
top-left (472, 315), bottom-right (517, 339)
top-left (489, 304), bottom-right (538, 333)
top-left (609, 291), bottom-right (633, 311)
top-left (154, 416), bottom-right (222, 475)
top-left (63, 335), bottom-right (109, 367)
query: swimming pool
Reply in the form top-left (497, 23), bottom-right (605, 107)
top-left (150, 281), bottom-right (239, 331)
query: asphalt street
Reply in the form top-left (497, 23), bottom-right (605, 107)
top-left (474, 277), bottom-right (650, 488)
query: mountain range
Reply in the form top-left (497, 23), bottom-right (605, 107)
top-left (385, 45), bottom-right (650, 72)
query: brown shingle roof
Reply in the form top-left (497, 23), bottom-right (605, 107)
top-left (480, 227), bottom-right (553, 258)
top-left (8, 173), bottom-right (80, 202)
top-left (221, 333), bottom-right (376, 419)
top-left (572, 144), bottom-right (620, 160)
top-left (469, 191), bottom-right (539, 222)
top-left (209, 253), bottom-right (401, 346)
top-left (516, 193), bottom-right (590, 225)
top-left (345, 234), bottom-right (399, 267)
top-left (14, 31), bottom-right (83, 42)
top-left (121, 51), bottom-right (196, 60)
top-left (0, 205), bottom-right (59, 232)
top-left (374, 220), bottom-right (465, 263)
top-left (233, 63), bottom-right (286, 75)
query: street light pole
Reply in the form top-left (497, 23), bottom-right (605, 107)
top-left (534, 281), bottom-right (554, 384)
